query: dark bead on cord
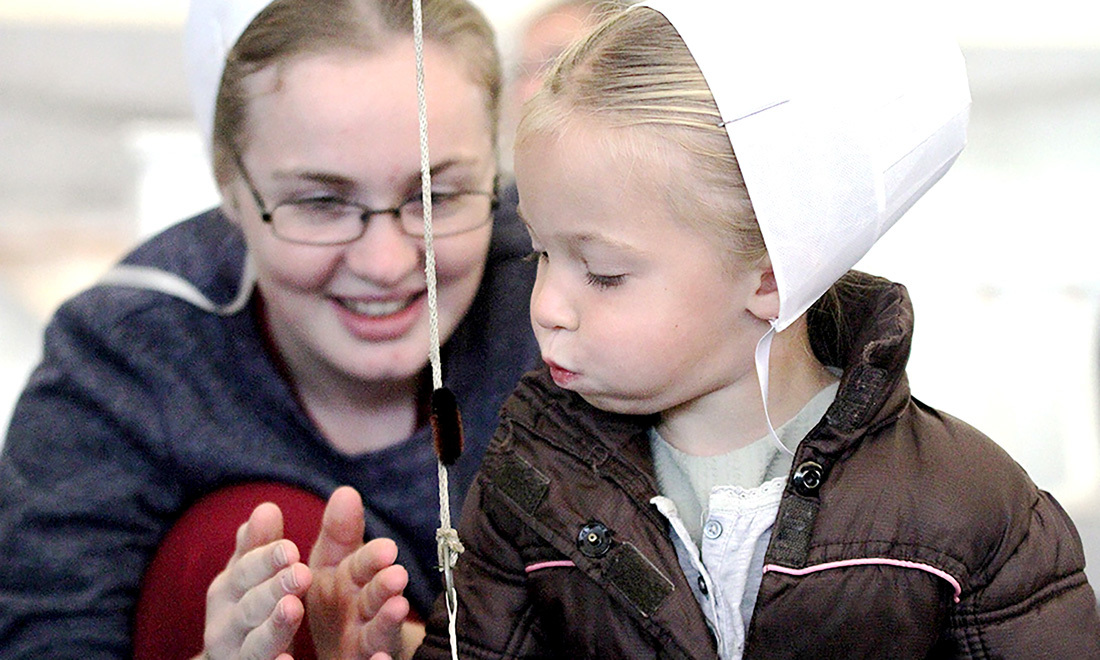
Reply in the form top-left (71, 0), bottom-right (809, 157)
top-left (431, 387), bottom-right (464, 466)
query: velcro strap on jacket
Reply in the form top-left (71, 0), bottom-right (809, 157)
top-left (767, 494), bottom-right (819, 567)
top-left (485, 451), bottom-right (550, 515)
top-left (605, 542), bottom-right (675, 618)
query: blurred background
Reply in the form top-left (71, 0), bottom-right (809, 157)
top-left (1, 0), bottom-right (1098, 586)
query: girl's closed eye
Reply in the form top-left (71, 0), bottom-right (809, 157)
top-left (585, 271), bottom-right (626, 289)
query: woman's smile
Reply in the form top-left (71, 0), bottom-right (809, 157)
top-left (331, 291), bottom-right (427, 342)
top-left (334, 292), bottom-right (424, 318)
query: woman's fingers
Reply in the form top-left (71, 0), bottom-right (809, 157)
top-left (234, 560), bottom-right (312, 629)
top-left (310, 486), bottom-right (367, 570)
top-left (355, 549), bottom-right (410, 660)
top-left (304, 489), bottom-right (415, 659)
top-left (203, 501), bottom-right (314, 660)
top-left (227, 539), bottom-right (300, 601)
top-left (206, 547), bottom-right (307, 657)
top-left (358, 562), bottom-right (408, 620)
top-left (357, 595), bottom-right (410, 660)
top-left (235, 502), bottom-right (285, 559)
top-left (237, 593), bottom-right (306, 660)
top-left (216, 502), bottom-right (290, 602)
top-left (350, 537), bottom-right (400, 586)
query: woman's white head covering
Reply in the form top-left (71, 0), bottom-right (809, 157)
top-left (184, 0), bottom-right (275, 148)
top-left (634, 0), bottom-right (971, 453)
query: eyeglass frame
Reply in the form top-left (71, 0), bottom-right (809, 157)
top-left (231, 150), bottom-right (498, 246)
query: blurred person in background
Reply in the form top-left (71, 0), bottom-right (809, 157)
top-left (0, 0), bottom-right (538, 658)
top-left (497, 0), bottom-right (612, 217)
top-left (510, 0), bottom-right (605, 110)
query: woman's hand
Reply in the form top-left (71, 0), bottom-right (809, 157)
top-left (200, 502), bottom-right (313, 660)
top-left (307, 486), bottom-right (420, 660)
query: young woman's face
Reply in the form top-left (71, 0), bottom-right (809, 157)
top-left (515, 121), bottom-right (766, 416)
top-left (226, 40), bottom-right (495, 388)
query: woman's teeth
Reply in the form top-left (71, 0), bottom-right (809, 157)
top-left (341, 297), bottom-right (414, 317)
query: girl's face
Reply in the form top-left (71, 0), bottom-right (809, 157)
top-left (225, 41), bottom-right (495, 389)
top-left (515, 121), bottom-right (769, 416)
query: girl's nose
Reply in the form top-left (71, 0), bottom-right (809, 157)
top-left (530, 267), bottom-right (578, 331)
top-left (342, 212), bottom-right (422, 286)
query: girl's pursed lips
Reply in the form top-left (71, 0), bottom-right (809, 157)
top-left (543, 358), bottom-right (580, 386)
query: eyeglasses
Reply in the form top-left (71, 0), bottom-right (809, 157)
top-left (232, 151), bottom-right (497, 246)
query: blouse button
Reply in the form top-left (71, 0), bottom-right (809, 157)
top-left (703, 519), bottom-right (723, 540)
top-left (697, 575), bottom-right (709, 595)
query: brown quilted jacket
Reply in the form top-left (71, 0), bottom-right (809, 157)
top-left (417, 272), bottom-right (1100, 659)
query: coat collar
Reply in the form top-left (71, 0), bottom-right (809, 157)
top-left (804, 271), bottom-right (915, 457)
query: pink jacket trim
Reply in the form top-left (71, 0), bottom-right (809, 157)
top-left (525, 560), bottom-right (577, 573)
top-left (764, 558), bottom-right (963, 603)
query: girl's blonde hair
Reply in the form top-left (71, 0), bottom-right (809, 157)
top-left (517, 6), bottom-right (766, 266)
top-left (212, 0), bottom-right (501, 185)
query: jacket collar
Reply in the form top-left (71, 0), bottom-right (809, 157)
top-left (805, 271), bottom-right (915, 457)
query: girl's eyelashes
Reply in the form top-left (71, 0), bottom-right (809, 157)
top-left (523, 246), bottom-right (625, 289)
top-left (585, 272), bottom-right (626, 289)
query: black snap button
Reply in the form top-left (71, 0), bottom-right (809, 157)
top-left (697, 575), bottom-right (709, 595)
top-left (792, 461), bottom-right (825, 496)
top-left (577, 521), bottom-right (613, 558)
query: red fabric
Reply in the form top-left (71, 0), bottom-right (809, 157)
top-left (133, 482), bottom-right (326, 660)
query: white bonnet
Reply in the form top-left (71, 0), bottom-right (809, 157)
top-left (184, 0), bottom-right (275, 147)
top-left (635, 0), bottom-right (971, 332)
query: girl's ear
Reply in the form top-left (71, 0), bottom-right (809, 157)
top-left (746, 256), bottom-right (781, 322)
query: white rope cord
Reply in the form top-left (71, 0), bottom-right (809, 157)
top-left (412, 1), bottom-right (462, 658)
